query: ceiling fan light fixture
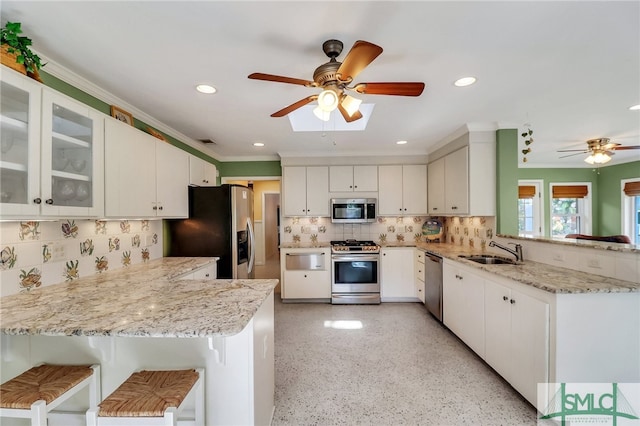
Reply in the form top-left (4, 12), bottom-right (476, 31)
top-left (454, 77), bottom-right (476, 87)
top-left (584, 151), bottom-right (611, 165)
top-left (313, 106), bottom-right (331, 121)
top-left (317, 89), bottom-right (339, 112)
top-left (196, 84), bottom-right (217, 94)
top-left (630, 104), bottom-right (640, 111)
top-left (341, 94), bottom-right (362, 117)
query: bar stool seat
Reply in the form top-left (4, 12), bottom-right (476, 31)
top-left (0, 363), bottom-right (100, 426)
top-left (87, 368), bottom-right (204, 426)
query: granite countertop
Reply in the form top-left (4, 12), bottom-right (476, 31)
top-left (0, 257), bottom-right (278, 338)
top-left (414, 242), bottom-right (639, 294)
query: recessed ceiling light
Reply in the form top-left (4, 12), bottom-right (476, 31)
top-left (630, 104), bottom-right (640, 111)
top-left (454, 77), bottom-right (477, 87)
top-left (396, 140), bottom-right (408, 145)
top-left (196, 84), bottom-right (217, 94)
top-left (253, 142), bottom-right (264, 147)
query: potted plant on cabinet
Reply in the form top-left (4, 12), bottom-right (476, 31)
top-left (1, 21), bottom-right (44, 82)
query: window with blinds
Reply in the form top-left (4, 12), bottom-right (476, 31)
top-left (550, 183), bottom-right (591, 237)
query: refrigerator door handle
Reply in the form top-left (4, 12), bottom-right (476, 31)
top-left (247, 217), bottom-right (255, 274)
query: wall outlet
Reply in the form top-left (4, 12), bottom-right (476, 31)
top-left (145, 235), bottom-right (154, 247)
top-left (586, 257), bottom-right (601, 269)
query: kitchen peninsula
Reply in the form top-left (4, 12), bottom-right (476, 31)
top-left (0, 257), bottom-right (277, 426)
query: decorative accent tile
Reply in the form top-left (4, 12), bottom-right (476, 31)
top-left (61, 220), bottom-right (78, 238)
top-left (42, 244), bottom-right (51, 263)
top-left (141, 248), bottom-right (150, 262)
top-left (309, 217), bottom-right (318, 224)
top-left (152, 233), bottom-right (158, 244)
top-left (95, 220), bottom-right (107, 235)
top-left (132, 235), bottom-right (141, 248)
top-left (387, 225), bottom-right (395, 233)
top-left (109, 237), bottom-right (120, 252)
top-left (80, 239), bottom-right (94, 256)
top-left (120, 220), bottom-right (131, 233)
top-left (284, 226), bottom-right (292, 233)
top-left (293, 234), bottom-right (301, 243)
top-left (396, 234), bottom-right (405, 242)
top-left (379, 234), bottom-right (387, 243)
top-left (64, 260), bottom-right (80, 281)
top-left (122, 251), bottom-right (132, 267)
top-left (310, 234), bottom-right (318, 243)
top-left (19, 267), bottom-right (41, 291)
top-left (377, 217), bottom-right (387, 224)
top-left (1, 246), bottom-right (17, 270)
top-left (414, 233), bottom-right (422, 242)
top-left (318, 225), bottom-right (326, 233)
top-left (19, 221), bottom-right (40, 240)
top-left (141, 220), bottom-right (150, 231)
top-left (95, 256), bottom-right (108, 273)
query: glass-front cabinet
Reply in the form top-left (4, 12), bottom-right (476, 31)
top-left (0, 69), bottom-right (104, 218)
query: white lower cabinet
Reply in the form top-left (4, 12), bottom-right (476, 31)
top-left (484, 278), bottom-right (549, 406)
top-left (414, 249), bottom-right (425, 303)
top-left (380, 247), bottom-right (416, 301)
top-left (442, 260), bottom-right (485, 357)
top-left (174, 261), bottom-right (218, 280)
top-left (280, 248), bottom-right (330, 300)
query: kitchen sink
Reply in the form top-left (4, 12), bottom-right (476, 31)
top-left (458, 255), bottom-right (518, 265)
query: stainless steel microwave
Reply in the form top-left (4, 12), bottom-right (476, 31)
top-left (331, 198), bottom-right (377, 223)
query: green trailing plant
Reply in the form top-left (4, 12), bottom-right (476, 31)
top-left (521, 127), bottom-right (534, 162)
top-left (1, 21), bottom-right (44, 73)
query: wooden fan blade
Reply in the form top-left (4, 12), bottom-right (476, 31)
top-left (611, 145), bottom-right (640, 150)
top-left (353, 82), bottom-right (425, 96)
top-left (270, 95), bottom-right (318, 117)
top-left (248, 72), bottom-right (314, 87)
top-left (337, 102), bottom-right (363, 123)
top-left (336, 40), bottom-right (383, 81)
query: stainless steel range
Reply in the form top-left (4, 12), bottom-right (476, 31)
top-left (331, 240), bottom-right (380, 304)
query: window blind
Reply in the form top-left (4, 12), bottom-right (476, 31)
top-left (623, 181), bottom-right (640, 197)
top-left (518, 185), bottom-right (536, 199)
top-left (552, 185), bottom-right (588, 198)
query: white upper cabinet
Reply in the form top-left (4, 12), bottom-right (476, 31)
top-left (282, 166), bottom-right (329, 217)
top-left (189, 155), bottom-right (217, 186)
top-left (0, 70), bottom-right (104, 218)
top-left (105, 118), bottom-right (188, 218)
top-left (329, 165), bottom-right (378, 192)
top-left (427, 133), bottom-right (496, 216)
top-left (378, 164), bottom-right (427, 216)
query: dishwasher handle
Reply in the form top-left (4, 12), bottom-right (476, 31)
top-left (425, 252), bottom-right (443, 263)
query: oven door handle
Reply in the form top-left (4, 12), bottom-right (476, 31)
top-left (332, 255), bottom-right (379, 262)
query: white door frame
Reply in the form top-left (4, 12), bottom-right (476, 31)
top-left (518, 179), bottom-right (544, 237)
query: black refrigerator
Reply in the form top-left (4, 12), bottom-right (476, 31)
top-left (167, 185), bottom-right (255, 279)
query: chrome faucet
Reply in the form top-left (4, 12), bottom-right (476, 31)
top-left (488, 241), bottom-right (523, 262)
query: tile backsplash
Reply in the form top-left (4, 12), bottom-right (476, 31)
top-left (0, 219), bottom-right (163, 296)
top-left (280, 215), bottom-right (495, 247)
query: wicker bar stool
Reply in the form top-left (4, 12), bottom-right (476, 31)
top-left (0, 363), bottom-right (101, 426)
top-left (86, 368), bottom-right (204, 426)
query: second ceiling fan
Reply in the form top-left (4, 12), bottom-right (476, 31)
top-left (248, 39), bottom-right (425, 122)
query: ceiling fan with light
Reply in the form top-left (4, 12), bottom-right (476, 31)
top-left (248, 39), bottom-right (425, 122)
top-left (558, 138), bottom-right (640, 164)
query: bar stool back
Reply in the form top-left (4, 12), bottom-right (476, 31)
top-left (0, 363), bottom-right (101, 426)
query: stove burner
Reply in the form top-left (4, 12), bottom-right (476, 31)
top-left (331, 240), bottom-right (379, 252)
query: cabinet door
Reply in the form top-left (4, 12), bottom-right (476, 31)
top-left (41, 89), bottom-right (104, 217)
top-left (484, 279), bottom-right (512, 378)
top-left (427, 157), bottom-right (445, 215)
top-left (305, 166), bottom-right (329, 216)
top-left (104, 118), bottom-right (156, 217)
top-left (509, 288), bottom-right (549, 405)
top-left (155, 139), bottom-right (189, 218)
top-left (283, 270), bottom-right (330, 299)
top-left (329, 166), bottom-right (353, 192)
top-left (445, 147), bottom-right (468, 214)
top-left (353, 165), bottom-right (378, 191)
top-left (189, 155), bottom-right (205, 186)
top-left (381, 248), bottom-right (415, 299)
top-left (282, 167), bottom-right (307, 216)
top-left (378, 165), bottom-right (403, 215)
top-left (414, 250), bottom-right (425, 303)
top-left (402, 164), bottom-right (427, 215)
top-left (0, 71), bottom-right (42, 217)
top-left (192, 263), bottom-right (217, 280)
top-left (203, 162), bottom-right (217, 186)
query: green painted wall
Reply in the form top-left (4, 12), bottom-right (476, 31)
top-left (217, 161), bottom-right (281, 177)
top-left (597, 161), bottom-right (640, 235)
top-left (496, 129), bottom-right (519, 235)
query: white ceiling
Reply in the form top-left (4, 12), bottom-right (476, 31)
top-left (2, 1), bottom-right (639, 167)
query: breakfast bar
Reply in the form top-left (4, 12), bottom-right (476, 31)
top-left (0, 257), bottom-right (278, 426)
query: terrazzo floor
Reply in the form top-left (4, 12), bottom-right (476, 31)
top-left (272, 300), bottom-right (538, 425)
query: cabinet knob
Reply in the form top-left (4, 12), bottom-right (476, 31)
top-left (349, 185), bottom-right (353, 188)
top-left (433, 207), bottom-right (438, 211)
top-left (304, 274), bottom-right (307, 278)
top-left (33, 198), bottom-right (42, 205)
top-left (159, 206), bottom-right (163, 211)
top-left (45, 198), bottom-right (54, 205)
top-left (452, 206), bottom-right (458, 210)
top-left (153, 206), bottom-right (158, 210)
top-left (205, 273), bottom-right (209, 277)
top-left (503, 296), bottom-right (509, 301)
top-left (510, 299), bottom-right (516, 304)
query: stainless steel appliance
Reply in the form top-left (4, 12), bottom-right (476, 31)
top-left (167, 184), bottom-right (255, 279)
top-left (331, 240), bottom-right (380, 304)
top-left (424, 251), bottom-right (443, 321)
top-left (330, 198), bottom-right (377, 223)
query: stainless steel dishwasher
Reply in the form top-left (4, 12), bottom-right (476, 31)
top-left (424, 251), bottom-right (443, 322)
